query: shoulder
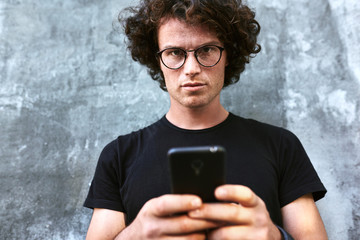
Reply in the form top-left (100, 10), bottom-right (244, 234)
top-left (94, 118), bottom-right (165, 174)
top-left (229, 113), bottom-right (297, 141)
top-left (118, 117), bottom-right (165, 145)
top-left (101, 117), bottom-right (165, 157)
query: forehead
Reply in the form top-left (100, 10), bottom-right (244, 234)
top-left (157, 18), bottom-right (221, 49)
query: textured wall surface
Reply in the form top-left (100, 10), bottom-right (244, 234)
top-left (0, 0), bottom-right (359, 239)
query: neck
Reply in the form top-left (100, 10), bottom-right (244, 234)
top-left (166, 103), bottom-right (229, 130)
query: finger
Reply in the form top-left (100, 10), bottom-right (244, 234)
top-left (165, 215), bottom-right (221, 234)
top-left (207, 225), bottom-right (253, 240)
top-left (149, 194), bottom-right (203, 217)
top-left (215, 185), bottom-right (258, 207)
top-left (188, 203), bottom-right (252, 224)
top-left (149, 214), bottom-right (221, 235)
top-left (164, 232), bottom-right (207, 240)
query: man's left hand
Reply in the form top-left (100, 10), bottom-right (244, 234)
top-left (188, 185), bottom-right (282, 240)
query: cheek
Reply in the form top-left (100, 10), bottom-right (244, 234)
top-left (161, 67), bottom-right (169, 80)
top-left (213, 64), bottom-right (226, 82)
top-left (161, 66), bottom-right (180, 85)
top-left (161, 68), bottom-right (175, 89)
top-left (160, 65), bottom-right (169, 82)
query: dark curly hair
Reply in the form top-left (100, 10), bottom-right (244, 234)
top-left (120, 0), bottom-right (261, 91)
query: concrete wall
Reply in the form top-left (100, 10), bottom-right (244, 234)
top-left (0, 0), bottom-right (359, 239)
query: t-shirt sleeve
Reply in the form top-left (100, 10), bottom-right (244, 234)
top-left (83, 140), bottom-right (125, 212)
top-left (278, 129), bottom-right (327, 207)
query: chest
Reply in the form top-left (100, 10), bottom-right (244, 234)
top-left (120, 142), bottom-right (281, 224)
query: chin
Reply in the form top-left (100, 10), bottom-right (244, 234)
top-left (182, 99), bottom-right (209, 109)
top-left (182, 93), bottom-right (221, 108)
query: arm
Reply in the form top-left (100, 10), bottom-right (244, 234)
top-left (86, 208), bottom-right (126, 240)
top-left (281, 193), bottom-right (328, 240)
top-left (188, 185), bottom-right (327, 240)
top-left (115, 195), bottom-right (223, 239)
top-left (86, 195), bottom-right (222, 240)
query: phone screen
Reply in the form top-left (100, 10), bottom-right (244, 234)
top-left (167, 146), bottom-right (226, 202)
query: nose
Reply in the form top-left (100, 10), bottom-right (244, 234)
top-left (183, 52), bottom-right (201, 76)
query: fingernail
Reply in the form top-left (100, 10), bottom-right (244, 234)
top-left (189, 209), bottom-right (201, 217)
top-left (191, 198), bottom-right (202, 207)
top-left (217, 188), bottom-right (227, 197)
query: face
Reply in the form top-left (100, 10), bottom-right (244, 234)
top-left (157, 18), bottom-right (227, 110)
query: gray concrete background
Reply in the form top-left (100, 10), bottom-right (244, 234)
top-left (0, 0), bottom-right (359, 239)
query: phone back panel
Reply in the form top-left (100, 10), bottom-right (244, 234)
top-left (168, 146), bottom-right (226, 202)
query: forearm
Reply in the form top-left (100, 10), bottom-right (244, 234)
top-left (114, 225), bottom-right (136, 240)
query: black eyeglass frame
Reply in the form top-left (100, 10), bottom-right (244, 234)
top-left (157, 45), bottom-right (225, 70)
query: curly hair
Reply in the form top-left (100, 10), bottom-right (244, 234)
top-left (120, 0), bottom-right (261, 91)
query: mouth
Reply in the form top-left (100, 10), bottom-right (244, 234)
top-left (181, 82), bottom-right (206, 90)
top-left (181, 82), bottom-right (206, 92)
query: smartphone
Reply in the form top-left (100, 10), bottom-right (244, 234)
top-left (167, 145), bottom-right (226, 202)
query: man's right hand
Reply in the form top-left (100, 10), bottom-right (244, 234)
top-left (116, 194), bottom-right (222, 239)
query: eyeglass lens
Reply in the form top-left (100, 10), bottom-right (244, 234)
top-left (160, 45), bottom-right (223, 69)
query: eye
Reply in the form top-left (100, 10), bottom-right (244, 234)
top-left (197, 46), bottom-right (219, 57)
top-left (164, 48), bottom-right (185, 57)
top-left (201, 46), bottom-right (214, 53)
top-left (171, 49), bottom-right (182, 56)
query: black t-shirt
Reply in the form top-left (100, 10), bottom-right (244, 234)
top-left (84, 113), bottom-right (326, 226)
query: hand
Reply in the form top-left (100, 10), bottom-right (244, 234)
top-left (118, 194), bottom-right (222, 240)
top-left (188, 185), bottom-right (282, 240)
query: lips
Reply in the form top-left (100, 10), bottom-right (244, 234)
top-left (181, 82), bottom-right (206, 88)
top-left (181, 82), bottom-right (206, 92)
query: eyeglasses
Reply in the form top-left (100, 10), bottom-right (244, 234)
top-left (157, 45), bottom-right (225, 70)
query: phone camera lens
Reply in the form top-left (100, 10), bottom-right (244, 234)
top-left (210, 146), bottom-right (218, 153)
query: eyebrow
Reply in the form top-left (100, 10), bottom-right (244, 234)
top-left (161, 41), bottom-right (223, 50)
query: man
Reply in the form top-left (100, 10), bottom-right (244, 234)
top-left (84, 0), bottom-right (327, 239)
